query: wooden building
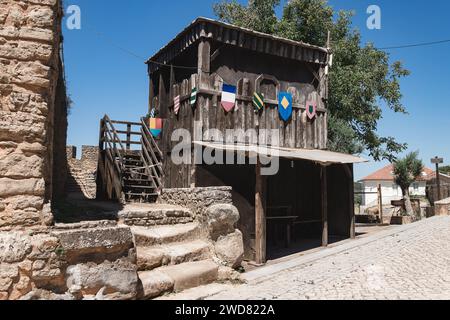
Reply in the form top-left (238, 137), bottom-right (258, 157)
top-left (146, 17), bottom-right (366, 263)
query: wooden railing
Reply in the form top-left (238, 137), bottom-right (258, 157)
top-left (97, 115), bottom-right (127, 202)
top-left (140, 117), bottom-right (163, 192)
top-left (97, 115), bottom-right (163, 202)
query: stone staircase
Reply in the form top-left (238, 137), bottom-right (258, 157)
top-left (118, 204), bottom-right (220, 299)
top-left (66, 163), bottom-right (97, 199)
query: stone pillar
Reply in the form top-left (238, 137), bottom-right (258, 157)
top-left (0, 0), bottom-right (64, 228)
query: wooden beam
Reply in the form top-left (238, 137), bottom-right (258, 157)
top-left (158, 72), bottom-right (167, 119)
top-left (148, 67), bottom-right (155, 114)
top-left (255, 158), bottom-right (267, 264)
top-left (321, 165), bottom-right (328, 247)
top-left (198, 39), bottom-right (211, 88)
top-left (377, 184), bottom-right (384, 225)
top-left (343, 164), bottom-right (356, 239)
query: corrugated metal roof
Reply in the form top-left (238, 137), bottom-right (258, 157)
top-left (193, 141), bottom-right (367, 165)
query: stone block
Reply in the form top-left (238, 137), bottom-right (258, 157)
top-left (214, 230), bottom-right (244, 269)
top-left (0, 231), bottom-right (32, 263)
top-left (66, 258), bottom-right (139, 299)
top-left (0, 153), bottom-right (43, 178)
top-left (0, 178), bottom-right (45, 197)
top-left (52, 226), bottom-right (134, 264)
top-left (206, 204), bottom-right (240, 240)
top-left (138, 270), bottom-right (174, 299)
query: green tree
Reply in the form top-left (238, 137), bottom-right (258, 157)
top-left (439, 165), bottom-right (450, 175)
top-left (213, 0), bottom-right (410, 162)
top-left (392, 151), bottom-right (424, 217)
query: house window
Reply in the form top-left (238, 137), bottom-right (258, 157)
top-left (413, 183), bottom-right (419, 192)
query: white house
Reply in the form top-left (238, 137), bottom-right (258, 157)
top-left (359, 164), bottom-right (435, 207)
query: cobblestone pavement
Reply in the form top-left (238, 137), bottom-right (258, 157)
top-left (208, 217), bottom-right (450, 300)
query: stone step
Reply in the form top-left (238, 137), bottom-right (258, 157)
top-left (138, 260), bottom-right (219, 299)
top-left (137, 239), bottom-right (212, 271)
top-left (119, 204), bottom-right (193, 227)
top-left (132, 222), bottom-right (200, 247)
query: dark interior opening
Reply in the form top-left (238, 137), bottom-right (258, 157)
top-left (196, 156), bottom-right (353, 262)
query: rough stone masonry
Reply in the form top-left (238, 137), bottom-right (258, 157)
top-left (0, 0), bottom-right (140, 300)
top-left (0, 0), bottom-right (67, 229)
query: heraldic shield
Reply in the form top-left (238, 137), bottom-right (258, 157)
top-left (278, 92), bottom-right (293, 122)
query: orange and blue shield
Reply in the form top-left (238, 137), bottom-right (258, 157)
top-left (278, 92), bottom-right (293, 122)
top-left (149, 118), bottom-right (163, 138)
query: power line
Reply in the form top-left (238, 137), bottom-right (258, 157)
top-left (83, 22), bottom-right (197, 70)
top-left (379, 39), bottom-right (450, 50)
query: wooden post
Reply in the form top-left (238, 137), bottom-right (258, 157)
top-left (126, 123), bottom-right (131, 151)
top-left (348, 165), bottom-right (356, 239)
top-left (431, 157), bottom-right (444, 202)
top-left (158, 72), bottom-right (167, 119)
top-left (197, 39), bottom-right (211, 92)
top-left (148, 75), bottom-right (155, 115)
top-left (321, 165), bottom-right (328, 247)
top-left (377, 184), bottom-right (383, 224)
top-left (255, 158), bottom-right (266, 264)
top-left (96, 118), bottom-right (105, 200)
top-left (436, 163), bottom-right (442, 201)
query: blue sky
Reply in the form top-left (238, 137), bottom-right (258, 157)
top-left (63, 0), bottom-right (450, 180)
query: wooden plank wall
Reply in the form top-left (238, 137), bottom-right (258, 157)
top-left (196, 72), bottom-right (328, 149)
top-left (159, 71), bottom-right (328, 188)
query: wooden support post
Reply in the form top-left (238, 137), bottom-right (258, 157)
top-left (158, 72), bottom-right (167, 119)
top-left (377, 184), bottom-right (383, 224)
top-left (349, 165), bottom-right (356, 238)
top-left (343, 164), bottom-right (355, 238)
top-left (198, 39), bottom-right (211, 90)
top-left (96, 118), bottom-right (105, 200)
top-left (148, 75), bottom-right (155, 115)
top-left (255, 158), bottom-right (266, 264)
top-left (126, 124), bottom-right (131, 151)
top-left (436, 163), bottom-right (442, 201)
top-left (321, 165), bottom-right (328, 247)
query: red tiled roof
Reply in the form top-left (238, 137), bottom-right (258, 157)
top-left (361, 164), bottom-right (435, 182)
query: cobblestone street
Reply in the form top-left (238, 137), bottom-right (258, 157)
top-left (207, 217), bottom-right (450, 300)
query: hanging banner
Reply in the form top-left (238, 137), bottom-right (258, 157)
top-left (306, 100), bottom-right (317, 120)
top-left (221, 84), bottom-right (237, 112)
top-left (149, 118), bottom-right (163, 138)
top-left (253, 92), bottom-right (265, 113)
top-left (190, 88), bottom-right (198, 108)
top-left (278, 92), bottom-right (293, 122)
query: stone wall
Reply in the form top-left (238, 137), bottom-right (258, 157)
top-left (0, 223), bottom-right (139, 300)
top-left (157, 187), bottom-right (233, 224)
top-left (66, 146), bottom-right (98, 199)
top-left (158, 187), bottom-right (244, 268)
top-left (0, 0), bottom-right (65, 229)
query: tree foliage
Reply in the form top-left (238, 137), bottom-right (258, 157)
top-left (213, 0), bottom-right (410, 161)
top-left (393, 151), bottom-right (424, 192)
top-left (392, 151), bottom-right (424, 216)
top-left (439, 166), bottom-right (450, 175)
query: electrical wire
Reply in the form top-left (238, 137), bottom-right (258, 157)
top-left (83, 20), bottom-right (450, 69)
top-left (378, 39), bottom-right (450, 50)
top-left (83, 22), bottom-right (197, 69)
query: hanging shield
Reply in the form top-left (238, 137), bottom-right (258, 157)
top-left (278, 92), bottom-right (293, 122)
top-left (149, 118), bottom-right (163, 138)
top-left (221, 84), bottom-right (237, 112)
top-left (306, 100), bottom-right (317, 120)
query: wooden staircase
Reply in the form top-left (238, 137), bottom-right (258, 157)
top-left (97, 115), bottom-right (163, 203)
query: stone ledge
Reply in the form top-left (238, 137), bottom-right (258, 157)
top-left (51, 226), bottom-right (134, 264)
